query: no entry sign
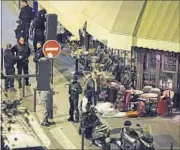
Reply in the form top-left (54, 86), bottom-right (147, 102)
top-left (43, 40), bottom-right (61, 58)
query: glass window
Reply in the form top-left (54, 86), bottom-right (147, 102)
top-left (162, 53), bottom-right (177, 73)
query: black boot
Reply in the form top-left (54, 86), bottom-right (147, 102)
top-left (67, 117), bottom-right (74, 122)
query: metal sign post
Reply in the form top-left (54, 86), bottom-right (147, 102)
top-left (42, 40), bottom-right (61, 119)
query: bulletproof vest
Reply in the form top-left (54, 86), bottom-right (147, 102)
top-left (16, 44), bottom-right (29, 60)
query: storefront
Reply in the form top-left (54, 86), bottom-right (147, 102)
top-left (133, 47), bottom-right (180, 92)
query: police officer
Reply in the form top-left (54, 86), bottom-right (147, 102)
top-left (14, 19), bottom-right (24, 42)
top-left (33, 8), bottom-right (46, 52)
top-left (33, 42), bottom-right (44, 73)
top-left (12, 37), bottom-right (31, 88)
top-left (19, 0), bottom-right (33, 43)
top-left (4, 44), bottom-right (17, 91)
top-left (68, 75), bottom-right (82, 122)
top-left (85, 73), bottom-right (96, 105)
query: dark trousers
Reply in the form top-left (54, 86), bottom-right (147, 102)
top-left (33, 29), bottom-right (45, 52)
top-left (17, 61), bottom-right (29, 85)
top-left (69, 97), bottom-right (79, 119)
top-left (5, 67), bottom-right (15, 89)
top-left (22, 21), bottom-right (31, 42)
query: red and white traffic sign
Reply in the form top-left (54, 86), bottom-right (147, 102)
top-left (43, 40), bottom-right (61, 58)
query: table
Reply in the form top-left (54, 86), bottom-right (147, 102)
top-left (133, 90), bottom-right (143, 95)
top-left (140, 93), bottom-right (158, 99)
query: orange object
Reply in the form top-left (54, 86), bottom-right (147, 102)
top-left (127, 111), bottom-right (138, 117)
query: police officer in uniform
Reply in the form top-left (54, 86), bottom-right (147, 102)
top-left (68, 75), bottom-right (82, 122)
top-left (19, 0), bottom-right (33, 43)
top-left (4, 44), bottom-right (17, 91)
top-left (12, 37), bottom-right (31, 88)
top-left (33, 42), bottom-right (44, 73)
top-left (33, 8), bottom-right (46, 52)
top-left (14, 19), bottom-right (24, 42)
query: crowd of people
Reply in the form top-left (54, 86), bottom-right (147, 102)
top-left (4, 0), bottom-right (46, 91)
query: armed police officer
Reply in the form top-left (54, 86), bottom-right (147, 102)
top-left (12, 37), bottom-right (31, 88)
top-left (18, 0), bottom-right (33, 43)
top-left (68, 75), bottom-right (82, 122)
top-left (4, 44), bottom-right (17, 91)
top-left (33, 41), bottom-right (44, 73)
top-left (33, 8), bottom-right (46, 52)
top-left (14, 19), bottom-right (24, 42)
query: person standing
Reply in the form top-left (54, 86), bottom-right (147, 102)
top-left (33, 8), bottom-right (46, 52)
top-left (4, 44), bottom-right (17, 91)
top-left (33, 42), bottom-right (44, 73)
top-left (12, 37), bottom-right (31, 88)
top-left (85, 73), bottom-right (96, 105)
top-left (68, 75), bottom-right (82, 122)
top-left (40, 90), bottom-right (52, 126)
top-left (19, 0), bottom-right (33, 43)
top-left (14, 19), bottom-right (24, 42)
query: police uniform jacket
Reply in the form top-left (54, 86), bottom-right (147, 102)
top-left (14, 24), bottom-right (24, 39)
top-left (33, 48), bottom-right (44, 63)
top-left (69, 81), bottom-right (82, 100)
top-left (19, 5), bottom-right (33, 22)
top-left (4, 49), bottom-right (17, 68)
top-left (12, 43), bottom-right (31, 63)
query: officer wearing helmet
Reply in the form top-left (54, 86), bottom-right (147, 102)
top-left (4, 44), bottom-right (17, 91)
top-left (68, 75), bottom-right (82, 122)
top-left (12, 37), bottom-right (31, 88)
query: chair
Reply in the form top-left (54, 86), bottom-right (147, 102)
top-left (142, 86), bottom-right (152, 93)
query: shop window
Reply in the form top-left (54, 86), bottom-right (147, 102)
top-left (162, 53), bottom-right (177, 73)
top-left (159, 73), bottom-right (173, 90)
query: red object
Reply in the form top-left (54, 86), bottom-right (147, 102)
top-left (124, 91), bottom-right (131, 111)
top-left (158, 100), bottom-right (168, 117)
top-left (43, 40), bottom-right (61, 58)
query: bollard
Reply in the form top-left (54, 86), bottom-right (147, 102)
top-left (22, 78), bottom-right (25, 97)
top-left (81, 130), bottom-right (85, 150)
top-left (170, 143), bottom-right (173, 150)
top-left (1, 48), bottom-right (3, 72)
top-left (49, 89), bottom-right (54, 119)
top-left (33, 88), bottom-right (37, 112)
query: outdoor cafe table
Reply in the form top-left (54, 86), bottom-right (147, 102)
top-left (140, 93), bottom-right (158, 100)
top-left (133, 90), bottom-right (143, 95)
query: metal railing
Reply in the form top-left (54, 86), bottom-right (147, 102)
top-left (2, 73), bottom-right (37, 97)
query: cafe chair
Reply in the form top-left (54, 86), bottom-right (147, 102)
top-left (142, 86), bottom-right (153, 93)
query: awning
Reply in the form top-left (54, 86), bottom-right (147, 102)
top-left (134, 0), bottom-right (180, 52)
top-left (81, 1), bottom-right (145, 50)
top-left (38, 1), bottom-right (87, 39)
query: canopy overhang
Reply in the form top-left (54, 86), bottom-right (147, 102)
top-left (38, 0), bottom-right (179, 52)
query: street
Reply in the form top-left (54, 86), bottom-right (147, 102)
top-left (1, 1), bottom-right (180, 150)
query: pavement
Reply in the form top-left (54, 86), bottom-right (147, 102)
top-left (1, 1), bottom-right (180, 150)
